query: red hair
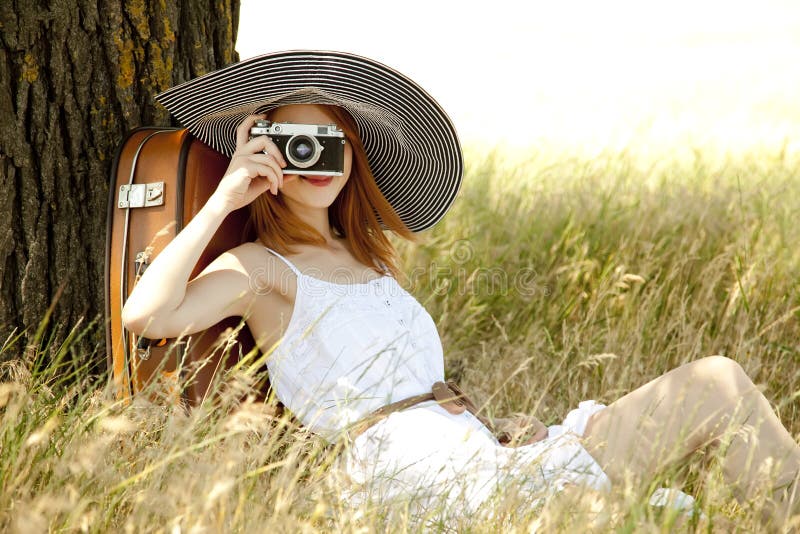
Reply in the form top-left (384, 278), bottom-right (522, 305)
top-left (241, 104), bottom-right (419, 278)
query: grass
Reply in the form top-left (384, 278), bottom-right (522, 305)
top-left (2, 143), bottom-right (800, 532)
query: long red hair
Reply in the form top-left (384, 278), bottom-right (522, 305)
top-left (241, 104), bottom-right (419, 278)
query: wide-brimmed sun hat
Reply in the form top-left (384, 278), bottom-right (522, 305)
top-left (154, 49), bottom-right (463, 233)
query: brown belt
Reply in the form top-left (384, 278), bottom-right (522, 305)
top-left (344, 380), bottom-right (496, 441)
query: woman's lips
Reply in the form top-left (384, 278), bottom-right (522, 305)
top-left (301, 175), bottom-right (333, 187)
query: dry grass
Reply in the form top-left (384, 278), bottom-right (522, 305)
top-left (2, 144), bottom-right (800, 532)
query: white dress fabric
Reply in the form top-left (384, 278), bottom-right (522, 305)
top-left (261, 247), bottom-right (695, 521)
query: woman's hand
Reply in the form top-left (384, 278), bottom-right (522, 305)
top-left (494, 413), bottom-right (548, 447)
top-left (208, 114), bottom-right (290, 214)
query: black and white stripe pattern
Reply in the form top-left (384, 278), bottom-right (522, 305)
top-left (155, 50), bottom-right (463, 233)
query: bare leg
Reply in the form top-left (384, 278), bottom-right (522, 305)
top-left (580, 355), bottom-right (800, 527)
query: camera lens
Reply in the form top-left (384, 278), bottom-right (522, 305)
top-left (289, 137), bottom-right (314, 161)
top-left (286, 134), bottom-right (322, 168)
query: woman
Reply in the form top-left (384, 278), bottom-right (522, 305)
top-left (122, 51), bottom-right (800, 527)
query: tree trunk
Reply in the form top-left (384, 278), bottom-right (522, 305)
top-left (0, 0), bottom-right (240, 374)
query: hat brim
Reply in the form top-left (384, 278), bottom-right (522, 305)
top-left (154, 50), bottom-right (463, 233)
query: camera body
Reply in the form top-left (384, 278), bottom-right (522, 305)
top-left (249, 119), bottom-right (345, 177)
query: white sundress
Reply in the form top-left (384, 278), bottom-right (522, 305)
top-left (260, 247), bottom-right (696, 522)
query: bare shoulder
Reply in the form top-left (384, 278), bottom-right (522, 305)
top-left (196, 241), bottom-right (262, 277)
top-left (217, 241), bottom-right (282, 296)
top-left (188, 241), bottom-right (280, 310)
top-left (225, 240), bottom-right (267, 265)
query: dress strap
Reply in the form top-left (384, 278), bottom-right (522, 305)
top-left (263, 247), bottom-right (302, 278)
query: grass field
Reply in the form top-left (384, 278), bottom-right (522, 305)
top-left (2, 143), bottom-right (799, 532)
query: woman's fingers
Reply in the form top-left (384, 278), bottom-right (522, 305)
top-left (248, 153), bottom-right (284, 188)
top-left (239, 135), bottom-right (288, 168)
top-left (494, 415), bottom-right (549, 446)
top-left (213, 117), bottom-right (292, 212)
top-left (232, 117), bottom-right (289, 191)
top-left (245, 161), bottom-right (280, 195)
top-left (233, 113), bottom-right (290, 171)
top-left (524, 424), bottom-right (549, 445)
top-left (235, 114), bottom-right (268, 150)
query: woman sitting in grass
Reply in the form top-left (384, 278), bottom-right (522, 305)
top-left (122, 50), bottom-right (800, 528)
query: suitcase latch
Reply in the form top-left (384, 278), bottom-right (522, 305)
top-left (118, 182), bottom-right (164, 208)
top-left (134, 251), bottom-right (150, 279)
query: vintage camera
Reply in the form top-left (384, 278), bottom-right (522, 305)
top-left (249, 119), bottom-right (345, 177)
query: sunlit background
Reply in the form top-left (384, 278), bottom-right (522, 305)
top-left (237, 0), bottom-right (800, 156)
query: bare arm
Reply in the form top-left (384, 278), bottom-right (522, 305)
top-left (120, 200), bottom-right (242, 339)
top-left (120, 113), bottom-right (288, 339)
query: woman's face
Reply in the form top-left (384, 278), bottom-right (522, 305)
top-left (269, 104), bottom-right (353, 209)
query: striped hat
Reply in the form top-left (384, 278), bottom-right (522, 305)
top-left (154, 49), bottom-right (463, 233)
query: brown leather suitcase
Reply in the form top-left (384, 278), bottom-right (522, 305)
top-left (104, 127), bottom-right (270, 406)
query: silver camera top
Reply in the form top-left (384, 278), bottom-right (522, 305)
top-left (250, 119), bottom-right (344, 138)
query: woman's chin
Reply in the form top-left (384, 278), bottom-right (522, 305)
top-left (279, 189), bottom-right (340, 209)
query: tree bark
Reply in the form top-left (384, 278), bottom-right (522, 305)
top-left (0, 0), bottom-right (240, 374)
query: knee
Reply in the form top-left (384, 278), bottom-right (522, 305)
top-left (688, 355), bottom-right (753, 396)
